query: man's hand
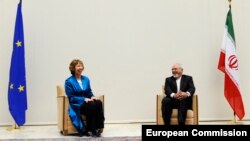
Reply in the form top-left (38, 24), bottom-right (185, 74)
top-left (173, 91), bottom-right (181, 100)
top-left (179, 91), bottom-right (188, 100)
top-left (174, 91), bottom-right (188, 100)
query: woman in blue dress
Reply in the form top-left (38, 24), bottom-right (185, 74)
top-left (65, 59), bottom-right (104, 137)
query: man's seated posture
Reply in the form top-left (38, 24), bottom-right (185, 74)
top-left (162, 63), bottom-right (196, 125)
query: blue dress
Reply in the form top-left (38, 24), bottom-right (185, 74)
top-left (64, 75), bottom-right (94, 134)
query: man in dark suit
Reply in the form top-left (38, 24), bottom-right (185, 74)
top-left (162, 63), bottom-right (195, 125)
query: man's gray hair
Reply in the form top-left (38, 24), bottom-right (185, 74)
top-left (176, 63), bottom-right (183, 70)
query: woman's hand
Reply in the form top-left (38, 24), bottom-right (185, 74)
top-left (91, 96), bottom-right (98, 101)
top-left (85, 98), bottom-right (93, 103)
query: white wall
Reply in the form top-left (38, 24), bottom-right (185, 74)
top-left (0, 0), bottom-right (250, 125)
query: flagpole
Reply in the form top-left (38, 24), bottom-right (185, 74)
top-left (14, 123), bottom-right (19, 129)
top-left (227, 0), bottom-right (237, 125)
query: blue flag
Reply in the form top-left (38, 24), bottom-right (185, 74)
top-left (8, 1), bottom-right (27, 126)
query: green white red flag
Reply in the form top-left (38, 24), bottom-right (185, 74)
top-left (217, 6), bottom-right (245, 120)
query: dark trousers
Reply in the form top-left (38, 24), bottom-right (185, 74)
top-left (81, 100), bottom-right (105, 132)
top-left (161, 97), bottom-right (188, 125)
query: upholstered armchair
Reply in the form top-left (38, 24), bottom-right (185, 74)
top-left (57, 85), bottom-right (104, 135)
top-left (156, 94), bottom-right (198, 125)
top-left (156, 86), bottom-right (198, 125)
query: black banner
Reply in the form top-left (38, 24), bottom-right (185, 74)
top-left (142, 125), bottom-right (250, 140)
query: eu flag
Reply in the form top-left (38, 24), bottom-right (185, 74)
top-left (8, 0), bottom-right (27, 126)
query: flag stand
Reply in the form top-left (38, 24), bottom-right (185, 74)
top-left (227, 113), bottom-right (243, 125)
top-left (6, 123), bottom-right (22, 131)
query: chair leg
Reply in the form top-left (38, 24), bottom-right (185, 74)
top-left (99, 128), bottom-right (103, 133)
top-left (63, 130), bottom-right (68, 135)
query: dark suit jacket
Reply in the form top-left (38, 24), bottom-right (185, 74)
top-left (164, 75), bottom-right (196, 109)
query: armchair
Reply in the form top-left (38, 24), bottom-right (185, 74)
top-left (57, 85), bottom-right (104, 135)
top-left (156, 85), bottom-right (198, 125)
top-left (156, 94), bottom-right (198, 125)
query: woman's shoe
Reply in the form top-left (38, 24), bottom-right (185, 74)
top-left (83, 130), bottom-right (90, 136)
top-left (91, 130), bottom-right (100, 137)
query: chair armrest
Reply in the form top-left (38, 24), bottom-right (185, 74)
top-left (57, 95), bottom-right (65, 130)
top-left (96, 95), bottom-right (104, 109)
top-left (57, 85), bottom-right (65, 97)
top-left (156, 94), bottom-right (164, 125)
top-left (192, 95), bottom-right (198, 124)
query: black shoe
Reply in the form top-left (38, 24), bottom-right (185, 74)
top-left (97, 130), bottom-right (101, 137)
top-left (178, 122), bottom-right (185, 125)
top-left (78, 132), bottom-right (83, 137)
top-left (83, 130), bottom-right (90, 136)
top-left (91, 130), bottom-right (100, 137)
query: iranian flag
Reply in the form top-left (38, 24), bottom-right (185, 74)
top-left (218, 6), bottom-right (245, 120)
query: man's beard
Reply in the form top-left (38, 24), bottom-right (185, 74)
top-left (173, 73), bottom-right (179, 78)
